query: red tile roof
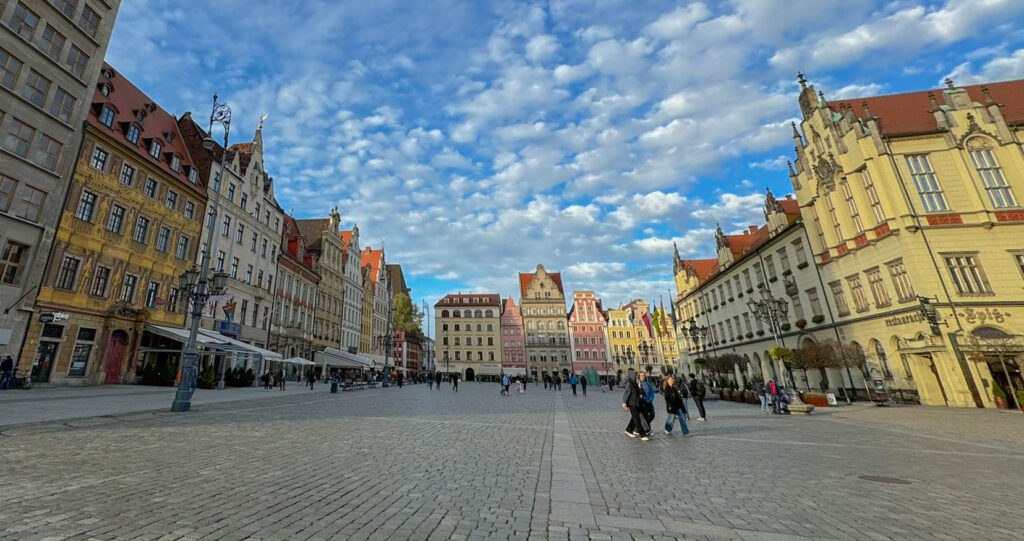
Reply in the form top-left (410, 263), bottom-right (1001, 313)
top-left (681, 258), bottom-right (719, 282)
top-left (360, 247), bottom-right (383, 283)
top-left (93, 63), bottom-right (200, 196)
top-left (295, 219), bottom-right (328, 252)
top-left (828, 79), bottom-right (1024, 136)
top-left (519, 271), bottom-right (564, 296)
top-left (436, 293), bottom-right (502, 307)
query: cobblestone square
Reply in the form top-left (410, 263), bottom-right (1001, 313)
top-left (1, 383), bottom-right (1022, 540)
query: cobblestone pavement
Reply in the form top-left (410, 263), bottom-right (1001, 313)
top-left (1, 383), bottom-right (1022, 540)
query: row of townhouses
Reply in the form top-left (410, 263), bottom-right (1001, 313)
top-left (434, 264), bottom-right (680, 383)
top-left (0, 2), bottom-right (416, 385)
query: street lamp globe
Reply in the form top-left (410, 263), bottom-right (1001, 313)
top-left (179, 266), bottom-right (199, 290)
top-left (202, 135), bottom-right (217, 151)
top-left (746, 299), bottom-right (758, 314)
top-left (211, 271), bottom-right (229, 291)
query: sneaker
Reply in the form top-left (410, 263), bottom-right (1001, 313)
top-left (640, 436), bottom-right (649, 441)
top-left (625, 431), bottom-right (637, 438)
top-left (697, 417), bottom-right (706, 422)
top-left (664, 429), bottom-right (671, 435)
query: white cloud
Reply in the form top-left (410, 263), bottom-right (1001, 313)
top-left (750, 155), bottom-right (789, 171)
top-left (944, 49), bottom-right (1024, 84)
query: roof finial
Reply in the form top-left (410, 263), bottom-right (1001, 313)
top-left (944, 77), bottom-right (955, 89)
top-left (818, 90), bottom-right (827, 106)
top-left (981, 85), bottom-right (995, 105)
top-left (791, 121), bottom-right (801, 140)
top-left (797, 72), bottom-right (807, 89)
top-left (927, 92), bottom-right (940, 112)
top-left (787, 160), bottom-right (797, 177)
top-left (258, 113), bottom-right (268, 130)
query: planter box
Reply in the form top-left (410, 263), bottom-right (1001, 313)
top-left (745, 391), bottom-right (759, 404)
top-left (802, 392), bottom-right (830, 407)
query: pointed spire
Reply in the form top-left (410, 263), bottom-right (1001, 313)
top-left (797, 72), bottom-right (807, 89)
top-left (791, 121), bottom-right (803, 146)
top-left (715, 223), bottom-right (729, 249)
top-left (787, 160), bottom-right (796, 177)
top-left (981, 85), bottom-right (995, 105)
top-left (765, 186), bottom-right (784, 213)
top-left (818, 90), bottom-right (827, 107)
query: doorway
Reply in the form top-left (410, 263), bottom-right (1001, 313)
top-left (465, 367), bottom-right (475, 381)
top-left (32, 341), bottom-right (59, 383)
top-left (104, 330), bottom-right (129, 384)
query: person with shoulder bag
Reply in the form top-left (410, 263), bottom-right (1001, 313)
top-left (622, 369), bottom-right (650, 441)
top-left (662, 376), bottom-right (691, 436)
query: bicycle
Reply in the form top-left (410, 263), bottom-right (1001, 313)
top-left (8, 368), bottom-right (34, 390)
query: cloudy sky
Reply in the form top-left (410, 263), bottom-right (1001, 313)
top-left (106, 0), bottom-right (1024, 313)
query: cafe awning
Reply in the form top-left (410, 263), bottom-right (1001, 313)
top-left (316, 348), bottom-right (371, 370)
top-left (143, 324), bottom-right (282, 361)
top-left (197, 329), bottom-right (282, 360)
top-left (281, 357), bottom-right (315, 366)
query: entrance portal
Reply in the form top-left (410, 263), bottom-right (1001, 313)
top-left (465, 367), bottom-right (475, 381)
top-left (32, 341), bottom-right (59, 383)
top-left (104, 330), bottom-right (129, 384)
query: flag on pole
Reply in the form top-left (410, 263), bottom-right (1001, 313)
top-left (641, 311), bottom-right (653, 338)
top-left (651, 308), bottom-right (663, 338)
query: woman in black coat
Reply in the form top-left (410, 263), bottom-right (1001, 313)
top-left (662, 376), bottom-right (690, 435)
top-left (621, 369), bottom-right (650, 440)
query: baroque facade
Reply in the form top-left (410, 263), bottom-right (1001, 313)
top-left (268, 215), bottom-right (318, 362)
top-left (296, 209), bottom-right (345, 352)
top-left (17, 64), bottom-right (203, 385)
top-left (0, 0), bottom-right (120, 362)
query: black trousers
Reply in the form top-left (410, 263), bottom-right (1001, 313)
top-left (693, 397), bottom-right (706, 418)
top-left (626, 406), bottom-right (649, 436)
top-left (571, 384), bottom-right (577, 395)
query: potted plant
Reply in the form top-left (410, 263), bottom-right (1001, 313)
top-left (745, 332), bottom-right (753, 339)
top-left (728, 297), bottom-right (734, 302)
top-left (780, 323), bottom-right (791, 331)
top-left (782, 269), bottom-right (792, 276)
top-left (746, 287), bottom-right (754, 294)
top-left (993, 382), bottom-right (1008, 408)
top-left (797, 261), bottom-right (809, 269)
top-left (756, 330), bottom-right (765, 336)
top-left (795, 319), bottom-right (807, 329)
top-left (812, 315), bottom-right (826, 324)
top-left (738, 292), bottom-right (744, 298)
top-left (769, 276), bottom-right (778, 283)
top-left (756, 282), bottom-right (765, 289)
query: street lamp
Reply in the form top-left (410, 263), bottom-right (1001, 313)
top-left (682, 318), bottom-right (710, 377)
top-left (746, 286), bottom-right (810, 410)
top-left (171, 94), bottom-right (231, 412)
top-left (375, 333), bottom-right (393, 387)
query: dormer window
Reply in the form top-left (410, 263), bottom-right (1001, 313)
top-left (99, 106), bottom-right (114, 127)
top-left (99, 83), bottom-right (110, 97)
top-left (188, 168), bottom-right (198, 184)
top-left (126, 124), bottom-right (140, 144)
top-left (170, 154), bottom-right (181, 172)
top-left (164, 131), bottom-right (174, 144)
top-left (149, 140), bottom-right (161, 159)
top-left (135, 110), bottom-right (144, 122)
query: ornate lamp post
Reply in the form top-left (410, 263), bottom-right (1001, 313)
top-left (171, 95), bottom-right (232, 412)
top-left (682, 318), bottom-right (709, 377)
top-left (376, 333), bottom-right (392, 387)
top-left (747, 287), bottom-right (811, 411)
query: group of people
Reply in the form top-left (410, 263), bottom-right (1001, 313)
top-left (757, 378), bottom-right (792, 414)
top-left (260, 368), bottom-right (288, 391)
top-left (622, 370), bottom-right (708, 441)
top-left (499, 374), bottom-right (528, 395)
top-left (427, 371), bottom-right (459, 391)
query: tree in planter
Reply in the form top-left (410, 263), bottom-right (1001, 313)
top-left (709, 354), bottom-right (744, 387)
top-left (780, 323), bottom-right (791, 332)
top-left (795, 319), bottom-right (808, 329)
top-left (811, 315), bottom-right (826, 324)
top-left (198, 365), bottom-right (216, 389)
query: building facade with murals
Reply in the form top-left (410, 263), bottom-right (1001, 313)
top-left (0, 0), bottom-right (120, 364)
top-left (17, 64), bottom-right (204, 385)
top-left (784, 77), bottom-right (1024, 408)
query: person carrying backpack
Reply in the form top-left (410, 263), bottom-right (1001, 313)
top-left (688, 373), bottom-right (707, 422)
top-left (639, 371), bottom-right (656, 425)
top-left (768, 378), bottom-right (781, 414)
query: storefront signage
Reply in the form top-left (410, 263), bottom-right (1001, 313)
top-left (957, 307), bottom-right (1010, 325)
top-left (38, 312), bottom-right (70, 323)
top-left (217, 320), bottom-right (242, 338)
top-left (884, 313), bottom-right (922, 327)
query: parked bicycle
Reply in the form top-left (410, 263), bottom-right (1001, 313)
top-left (9, 368), bottom-right (33, 390)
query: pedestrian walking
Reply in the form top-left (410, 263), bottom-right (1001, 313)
top-left (608, 376), bottom-right (615, 392)
top-left (501, 375), bottom-right (510, 396)
top-left (279, 367), bottom-right (287, 391)
top-left (397, 373), bottom-right (404, 388)
top-left (452, 373), bottom-right (459, 391)
top-left (580, 375), bottom-right (587, 396)
top-left (517, 376), bottom-right (524, 393)
top-left (767, 378), bottom-right (780, 414)
top-left (435, 371), bottom-right (442, 390)
top-left (556, 375), bottom-right (562, 391)
top-left (676, 377), bottom-right (691, 420)
top-left (428, 372), bottom-right (433, 390)
top-left (688, 373), bottom-right (707, 421)
top-left (569, 373), bottom-right (578, 395)
top-left (662, 376), bottom-right (690, 436)
top-left (307, 369), bottom-right (316, 391)
top-left (0, 354), bottom-right (14, 390)
top-left (639, 371), bottom-right (656, 425)
top-left (622, 369), bottom-right (650, 441)
top-left (757, 380), bottom-right (770, 413)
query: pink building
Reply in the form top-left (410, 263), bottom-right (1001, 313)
top-left (568, 291), bottom-right (611, 381)
top-left (500, 297), bottom-right (526, 377)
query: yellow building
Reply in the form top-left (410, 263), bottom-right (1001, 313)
top-left (606, 307), bottom-right (636, 379)
top-left (652, 304), bottom-right (680, 374)
top-left (788, 76), bottom-right (1024, 408)
top-left (18, 65), bottom-right (204, 385)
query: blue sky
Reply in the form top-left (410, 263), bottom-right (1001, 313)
top-left (106, 0), bottom-right (1024, 311)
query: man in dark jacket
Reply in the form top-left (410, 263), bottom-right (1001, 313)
top-left (0, 354), bottom-right (14, 389)
top-left (662, 376), bottom-right (690, 435)
top-left (435, 371), bottom-right (442, 390)
top-left (688, 373), bottom-right (707, 421)
top-left (622, 369), bottom-right (650, 441)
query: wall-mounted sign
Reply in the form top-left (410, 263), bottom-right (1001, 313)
top-left (884, 313), bottom-right (923, 327)
top-left (39, 312), bottom-right (70, 323)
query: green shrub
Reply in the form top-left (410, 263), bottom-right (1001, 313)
top-left (198, 365), bottom-right (216, 389)
top-left (992, 380), bottom-right (1006, 399)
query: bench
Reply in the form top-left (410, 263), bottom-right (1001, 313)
top-left (872, 391), bottom-right (891, 406)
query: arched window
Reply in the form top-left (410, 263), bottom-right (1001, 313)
top-left (485, 310), bottom-right (493, 317)
top-left (527, 322), bottom-right (534, 330)
top-left (441, 310), bottom-right (449, 318)
top-left (547, 321), bottom-right (554, 330)
top-left (557, 321), bottom-right (565, 330)
top-left (576, 350), bottom-right (581, 358)
top-left (463, 309), bottom-right (472, 318)
top-left (474, 310), bottom-right (482, 318)
top-left (873, 340), bottom-right (892, 377)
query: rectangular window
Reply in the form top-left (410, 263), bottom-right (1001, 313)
top-left (742, 269), bottom-right (752, 289)
top-left (790, 294), bottom-right (804, 321)
top-left (149, 140), bottom-right (161, 159)
top-left (74, 190), bottom-right (96, 221)
top-left (0, 47), bottom-right (23, 89)
top-left (67, 343), bottom-right (91, 377)
top-left (777, 247), bottom-right (791, 273)
top-left (765, 255), bottom-right (777, 279)
top-left (90, 266), bottom-right (110, 296)
top-left (212, 172), bottom-right (221, 192)
top-left (120, 273), bottom-right (137, 303)
top-left (77, 4), bottom-right (99, 37)
top-left (21, 70), bottom-right (49, 107)
top-left (0, 241), bottom-right (27, 284)
top-left (829, 281), bottom-right (850, 317)
top-left (221, 215), bottom-right (230, 236)
top-left (56, 255), bottom-right (79, 290)
top-left (4, 117), bottom-right (34, 157)
top-left (227, 183), bottom-right (235, 202)
top-left (166, 287), bottom-right (179, 313)
top-left (106, 204), bottom-right (125, 233)
top-left (230, 257), bottom-right (238, 278)
top-left (235, 223), bottom-right (243, 242)
top-left (169, 154), bottom-right (180, 172)
top-left (145, 281), bottom-right (159, 308)
top-left (841, 180), bottom-right (864, 233)
top-left (155, 226), bottom-right (170, 252)
top-left (944, 254), bottom-right (992, 295)
top-left (53, 0), bottom-right (78, 18)
top-left (17, 185), bottom-right (44, 222)
top-left (126, 124), bottom-right (140, 144)
top-left (184, 200), bottom-right (195, 219)
top-left (813, 208), bottom-right (826, 250)
top-left (165, 190), bottom-right (177, 210)
top-left (216, 251), bottom-right (225, 271)
top-left (970, 148), bottom-right (1017, 208)
top-left (98, 106), bottom-right (114, 127)
top-left (37, 24), bottom-right (65, 61)
top-left (65, 45), bottom-right (88, 78)
top-left (89, 147), bottom-right (107, 170)
top-left (253, 202), bottom-right (260, 218)
top-left (806, 288), bottom-right (823, 317)
top-left (118, 163), bottom-right (134, 185)
top-left (1017, 254), bottom-right (1024, 278)
top-left (10, 3), bottom-right (40, 40)
top-left (49, 87), bottom-right (75, 123)
top-left (144, 178), bottom-right (157, 198)
top-left (847, 275), bottom-right (869, 312)
top-left (792, 238), bottom-right (807, 266)
top-left (251, 232), bottom-right (257, 251)
top-left (887, 259), bottom-right (915, 302)
top-left (33, 133), bottom-right (60, 170)
top-left (826, 192), bottom-right (843, 241)
top-left (245, 265), bottom-right (253, 284)
top-left (175, 235), bottom-right (188, 260)
top-left (863, 172), bottom-right (883, 224)
top-left (905, 155), bottom-right (948, 212)
top-left (132, 216), bottom-right (149, 244)
top-left (865, 267), bottom-right (890, 308)
top-left (260, 239), bottom-right (267, 257)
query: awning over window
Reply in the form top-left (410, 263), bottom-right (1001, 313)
top-left (143, 324), bottom-right (282, 361)
top-left (316, 348), bottom-right (372, 369)
top-left (280, 357), bottom-right (315, 366)
top-left (196, 329), bottom-right (282, 360)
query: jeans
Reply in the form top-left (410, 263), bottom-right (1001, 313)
top-left (681, 397), bottom-right (691, 420)
top-left (664, 408), bottom-right (690, 435)
top-left (771, 394), bottom-right (781, 414)
top-left (0, 369), bottom-right (11, 389)
top-left (759, 394), bottom-right (769, 412)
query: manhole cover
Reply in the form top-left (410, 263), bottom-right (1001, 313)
top-left (858, 475), bottom-right (911, 485)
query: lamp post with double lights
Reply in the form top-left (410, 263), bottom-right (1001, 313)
top-left (746, 286), bottom-right (810, 410)
top-left (171, 95), bottom-right (232, 412)
top-left (682, 317), bottom-right (710, 379)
